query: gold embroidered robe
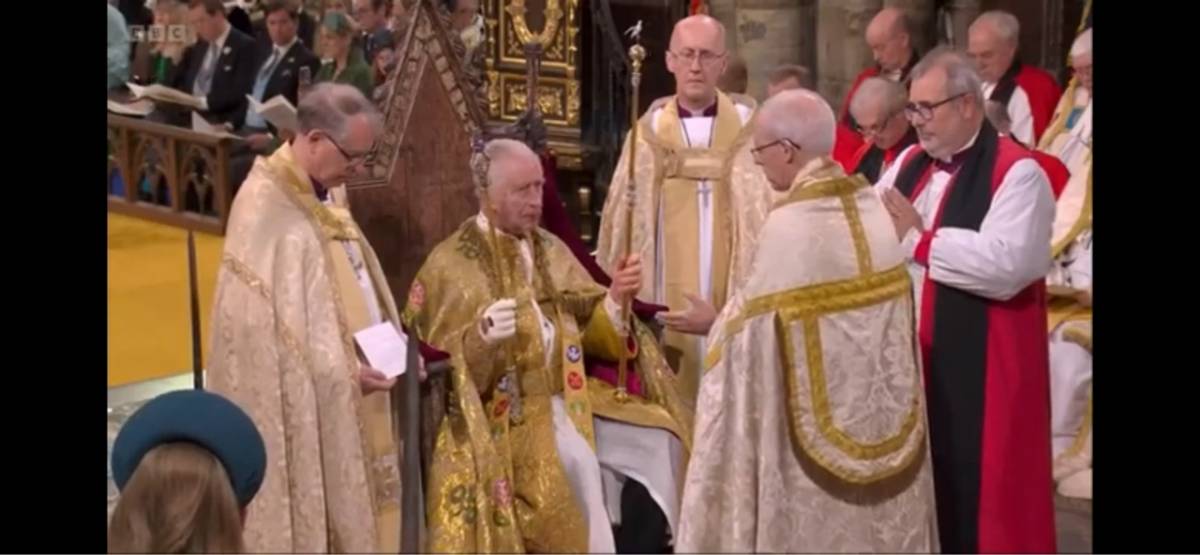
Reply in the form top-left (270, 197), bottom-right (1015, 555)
top-left (1040, 80), bottom-right (1092, 481)
top-left (678, 159), bottom-right (939, 553)
top-left (595, 91), bottom-right (773, 406)
top-left (207, 144), bottom-right (402, 553)
top-left (402, 218), bottom-right (693, 553)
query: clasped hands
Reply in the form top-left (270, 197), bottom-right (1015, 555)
top-left (477, 255), bottom-right (645, 345)
top-left (881, 188), bottom-right (925, 240)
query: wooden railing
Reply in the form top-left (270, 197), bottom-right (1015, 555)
top-left (107, 114), bottom-right (238, 235)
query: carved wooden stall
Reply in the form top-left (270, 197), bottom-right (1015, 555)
top-left (107, 114), bottom-right (238, 235)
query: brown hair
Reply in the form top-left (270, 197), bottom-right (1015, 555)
top-left (768, 64), bottom-right (814, 90)
top-left (107, 443), bottom-right (245, 554)
top-left (718, 55), bottom-right (748, 94)
top-left (188, 0), bottom-right (226, 16)
top-left (263, 0), bottom-right (299, 20)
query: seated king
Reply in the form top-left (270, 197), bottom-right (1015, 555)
top-left (402, 139), bottom-right (693, 553)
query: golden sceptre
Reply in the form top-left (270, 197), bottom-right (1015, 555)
top-left (615, 22), bottom-right (646, 403)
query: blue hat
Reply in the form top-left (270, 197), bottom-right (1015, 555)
top-left (111, 390), bottom-right (267, 507)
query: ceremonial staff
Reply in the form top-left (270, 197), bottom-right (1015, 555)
top-left (615, 21), bottom-right (646, 402)
top-left (187, 230), bottom-right (204, 390)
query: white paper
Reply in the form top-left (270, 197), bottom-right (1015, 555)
top-left (246, 94), bottom-right (299, 132)
top-left (353, 322), bottom-right (410, 379)
top-left (190, 112), bottom-right (242, 140)
top-left (127, 82), bottom-right (205, 110)
top-left (107, 98), bottom-right (155, 117)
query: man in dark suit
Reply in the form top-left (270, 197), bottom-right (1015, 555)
top-left (253, 0), bottom-right (317, 50)
top-left (173, 0), bottom-right (258, 126)
top-left (353, 0), bottom-right (393, 64)
top-left (241, 0), bottom-right (321, 150)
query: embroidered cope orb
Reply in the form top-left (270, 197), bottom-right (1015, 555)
top-left (408, 280), bottom-right (425, 310)
top-left (492, 478), bottom-right (513, 507)
top-left (566, 344), bottom-right (582, 363)
top-left (567, 370), bottom-right (583, 390)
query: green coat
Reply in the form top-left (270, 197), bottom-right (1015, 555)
top-left (315, 50), bottom-right (374, 99)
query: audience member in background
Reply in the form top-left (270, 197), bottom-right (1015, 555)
top-left (109, 2), bottom-right (132, 91)
top-left (172, 0), bottom-right (258, 126)
top-left (447, 0), bottom-right (484, 55)
top-left (968, 10), bottom-right (1061, 146)
top-left (135, 0), bottom-right (195, 85)
top-left (717, 54), bottom-right (748, 95)
top-left (242, 0), bottom-right (321, 149)
top-left (765, 64), bottom-right (812, 98)
top-left (837, 8), bottom-right (920, 170)
top-left (1038, 27), bottom-right (1093, 501)
top-left (209, 83), bottom-right (403, 552)
top-left (316, 11), bottom-right (374, 97)
top-left (372, 43), bottom-right (396, 99)
top-left (254, 0), bottom-right (317, 49)
top-left (229, 0), bottom-right (323, 189)
top-left (874, 48), bottom-right (1056, 553)
top-left (108, 390), bottom-right (267, 554)
top-left (353, 0), bottom-right (392, 64)
top-left (847, 76), bottom-right (917, 183)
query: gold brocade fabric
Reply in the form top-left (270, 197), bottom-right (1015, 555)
top-left (678, 160), bottom-right (939, 553)
top-left (402, 218), bottom-right (693, 553)
top-left (595, 91), bottom-right (773, 407)
top-left (206, 144), bottom-right (401, 553)
top-left (1038, 82), bottom-right (1093, 258)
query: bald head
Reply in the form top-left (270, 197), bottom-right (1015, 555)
top-left (752, 89), bottom-right (836, 190)
top-left (667, 15), bottom-right (729, 112)
top-left (1070, 28), bottom-right (1093, 93)
top-left (865, 7), bottom-right (914, 73)
top-left (968, 10), bottom-right (1020, 83)
top-left (670, 15), bottom-right (726, 52)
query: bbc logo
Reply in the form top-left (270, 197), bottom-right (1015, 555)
top-left (129, 24), bottom-right (191, 43)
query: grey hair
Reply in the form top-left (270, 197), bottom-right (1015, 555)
top-left (971, 10), bottom-right (1020, 46)
top-left (757, 89), bottom-right (836, 155)
top-left (470, 138), bottom-right (537, 195)
top-left (849, 77), bottom-right (907, 121)
top-left (296, 82), bottom-right (385, 143)
top-left (910, 47), bottom-right (985, 108)
top-left (984, 100), bottom-right (1011, 133)
top-left (1070, 28), bottom-right (1092, 59)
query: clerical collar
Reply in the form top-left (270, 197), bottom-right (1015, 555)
top-left (311, 177), bottom-right (329, 202)
top-left (678, 100), bottom-right (717, 118)
top-left (934, 127), bottom-right (982, 172)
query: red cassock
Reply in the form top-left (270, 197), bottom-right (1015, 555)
top-left (1030, 149), bottom-right (1069, 199)
top-left (997, 64), bottom-right (1062, 144)
top-left (894, 135), bottom-right (1057, 554)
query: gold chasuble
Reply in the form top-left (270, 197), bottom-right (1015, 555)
top-left (596, 91), bottom-right (772, 405)
top-left (403, 218), bottom-right (692, 553)
top-left (208, 144), bottom-right (401, 553)
top-left (677, 159), bottom-right (939, 553)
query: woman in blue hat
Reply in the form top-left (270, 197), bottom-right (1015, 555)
top-left (107, 390), bottom-right (267, 553)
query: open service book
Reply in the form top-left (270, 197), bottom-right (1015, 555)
top-left (191, 112), bottom-right (242, 141)
top-left (107, 98), bottom-right (155, 117)
top-left (247, 94), bottom-right (299, 133)
top-left (126, 82), bottom-right (206, 111)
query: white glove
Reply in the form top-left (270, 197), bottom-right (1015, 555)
top-left (479, 298), bottom-right (518, 345)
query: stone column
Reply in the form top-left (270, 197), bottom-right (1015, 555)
top-left (707, 0), bottom-right (740, 53)
top-left (945, 0), bottom-right (982, 49)
top-left (817, 0), bottom-right (881, 112)
top-left (733, 0), bottom-right (815, 99)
